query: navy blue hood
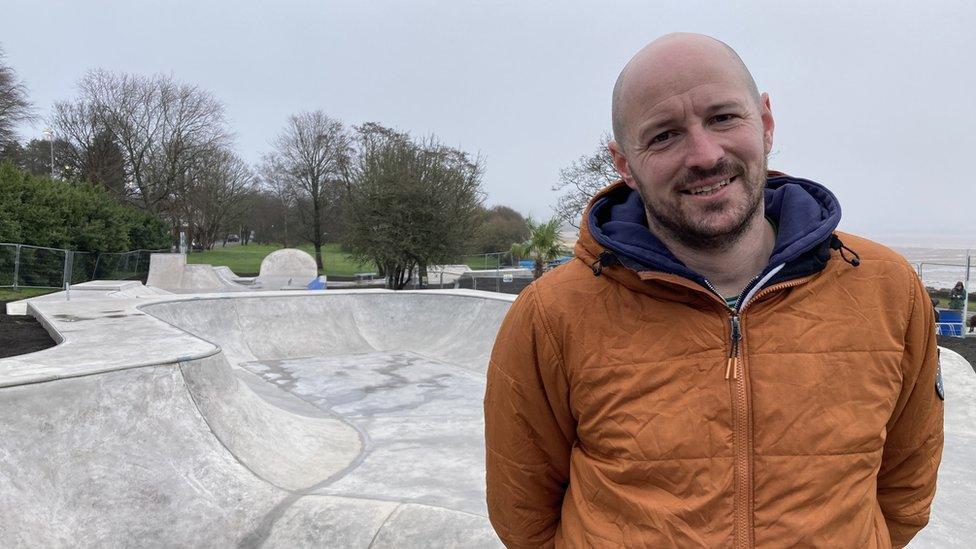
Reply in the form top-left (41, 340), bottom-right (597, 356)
top-left (586, 175), bottom-right (842, 291)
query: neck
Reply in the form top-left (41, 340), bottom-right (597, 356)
top-left (652, 212), bottom-right (776, 298)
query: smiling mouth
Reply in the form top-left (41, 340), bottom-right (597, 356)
top-left (681, 175), bottom-right (737, 196)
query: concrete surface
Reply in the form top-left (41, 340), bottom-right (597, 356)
top-left (258, 248), bottom-right (319, 290)
top-left (0, 287), bottom-right (973, 547)
top-left (145, 251), bottom-right (321, 293)
top-left (146, 253), bottom-right (252, 293)
top-left (145, 252), bottom-right (187, 289)
top-left (910, 346), bottom-right (976, 548)
top-left (4, 280), bottom-right (170, 315)
top-left (215, 265), bottom-right (256, 285)
top-left (0, 289), bottom-right (512, 548)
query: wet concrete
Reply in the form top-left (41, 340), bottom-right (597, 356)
top-left (243, 351), bottom-right (489, 516)
top-left (0, 290), bottom-right (512, 547)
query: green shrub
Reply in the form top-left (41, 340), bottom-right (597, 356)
top-left (0, 161), bottom-right (169, 252)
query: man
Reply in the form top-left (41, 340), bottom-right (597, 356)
top-left (484, 33), bottom-right (943, 548)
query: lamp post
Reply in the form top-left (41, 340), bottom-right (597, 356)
top-left (42, 128), bottom-right (55, 179)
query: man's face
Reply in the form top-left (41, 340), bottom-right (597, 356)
top-left (609, 60), bottom-right (775, 251)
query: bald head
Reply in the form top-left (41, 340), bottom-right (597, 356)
top-left (611, 33), bottom-right (761, 146)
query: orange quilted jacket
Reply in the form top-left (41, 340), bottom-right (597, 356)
top-left (485, 181), bottom-right (943, 548)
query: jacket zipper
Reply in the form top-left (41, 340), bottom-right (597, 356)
top-left (726, 314), bottom-right (741, 380)
top-left (729, 309), bottom-right (751, 548)
top-left (714, 276), bottom-right (812, 549)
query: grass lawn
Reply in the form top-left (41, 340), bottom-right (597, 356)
top-left (188, 243), bottom-right (529, 276)
top-left (938, 300), bottom-right (976, 315)
top-left (187, 243), bottom-right (375, 277)
top-left (0, 287), bottom-right (56, 303)
top-left (928, 290), bottom-right (976, 316)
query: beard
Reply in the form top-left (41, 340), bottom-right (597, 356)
top-left (635, 156), bottom-right (767, 253)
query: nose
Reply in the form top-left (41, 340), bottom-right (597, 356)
top-left (683, 127), bottom-right (724, 171)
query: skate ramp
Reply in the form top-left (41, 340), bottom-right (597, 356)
top-left (2, 289), bottom-right (972, 547)
top-left (147, 250), bottom-right (322, 293)
top-left (147, 253), bottom-right (250, 293)
top-left (215, 265), bottom-right (256, 285)
top-left (257, 248), bottom-right (318, 290)
top-left (0, 290), bottom-right (513, 547)
top-left (145, 252), bottom-right (185, 289)
top-left (142, 292), bottom-right (509, 371)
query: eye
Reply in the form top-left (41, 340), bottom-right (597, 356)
top-left (712, 113), bottom-right (737, 124)
top-left (650, 131), bottom-right (674, 145)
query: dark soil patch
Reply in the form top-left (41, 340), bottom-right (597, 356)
top-left (0, 301), bottom-right (57, 358)
top-left (938, 335), bottom-right (976, 373)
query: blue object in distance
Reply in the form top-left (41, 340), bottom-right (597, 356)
top-left (306, 276), bottom-right (327, 290)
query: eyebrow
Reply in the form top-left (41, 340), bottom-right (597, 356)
top-left (703, 100), bottom-right (748, 115)
top-left (635, 115), bottom-right (679, 143)
top-left (635, 99), bottom-right (749, 143)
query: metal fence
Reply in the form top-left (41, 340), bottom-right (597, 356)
top-left (457, 274), bottom-right (534, 295)
top-left (469, 251), bottom-right (517, 270)
top-left (92, 249), bottom-right (166, 282)
top-left (909, 251), bottom-right (973, 338)
top-left (0, 243), bottom-right (168, 290)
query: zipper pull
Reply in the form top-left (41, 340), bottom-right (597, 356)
top-left (725, 314), bottom-right (741, 380)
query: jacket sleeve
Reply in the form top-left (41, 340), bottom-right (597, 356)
top-left (484, 285), bottom-right (576, 548)
top-left (878, 270), bottom-right (945, 547)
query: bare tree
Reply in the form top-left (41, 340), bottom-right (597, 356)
top-left (50, 100), bottom-right (127, 195)
top-left (266, 111), bottom-right (352, 268)
top-left (257, 153), bottom-right (299, 247)
top-left (0, 46), bottom-right (35, 147)
top-left (76, 70), bottom-right (230, 214)
top-left (552, 134), bottom-right (619, 228)
top-left (182, 147), bottom-right (254, 250)
top-left (225, 187), bottom-right (260, 246)
top-left (242, 188), bottom-right (293, 246)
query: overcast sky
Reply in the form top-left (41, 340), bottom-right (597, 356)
top-left (4, 0), bottom-right (974, 247)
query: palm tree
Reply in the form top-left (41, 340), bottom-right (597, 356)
top-left (511, 217), bottom-right (565, 279)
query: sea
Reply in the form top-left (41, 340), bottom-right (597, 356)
top-left (890, 246), bottom-right (973, 291)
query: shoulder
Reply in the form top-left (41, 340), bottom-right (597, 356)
top-left (834, 231), bottom-right (919, 283)
top-left (524, 258), bottom-right (606, 310)
top-left (834, 231), bottom-right (911, 267)
top-left (830, 231), bottom-right (925, 312)
top-left (502, 258), bottom-right (608, 335)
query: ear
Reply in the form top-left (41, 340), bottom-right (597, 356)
top-left (760, 92), bottom-right (775, 155)
top-left (608, 140), bottom-right (638, 190)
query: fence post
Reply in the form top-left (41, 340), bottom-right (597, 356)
top-left (964, 250), bottom-right (971, 338)
top-left (13, 244), bottom-right (21, 290)
top-left (496, 253), bottom-right (501, 293)
top-left (64, 251), bottom-right (73, 301)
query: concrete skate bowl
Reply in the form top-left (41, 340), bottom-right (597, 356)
top-left (0, 290), bottom-right (513, 548)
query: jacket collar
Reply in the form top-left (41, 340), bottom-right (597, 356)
top-left (577, 172), bottom-right (842, 298)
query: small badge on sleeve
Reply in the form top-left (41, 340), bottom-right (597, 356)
top-left (935, 351), bottom-right (945, 401)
